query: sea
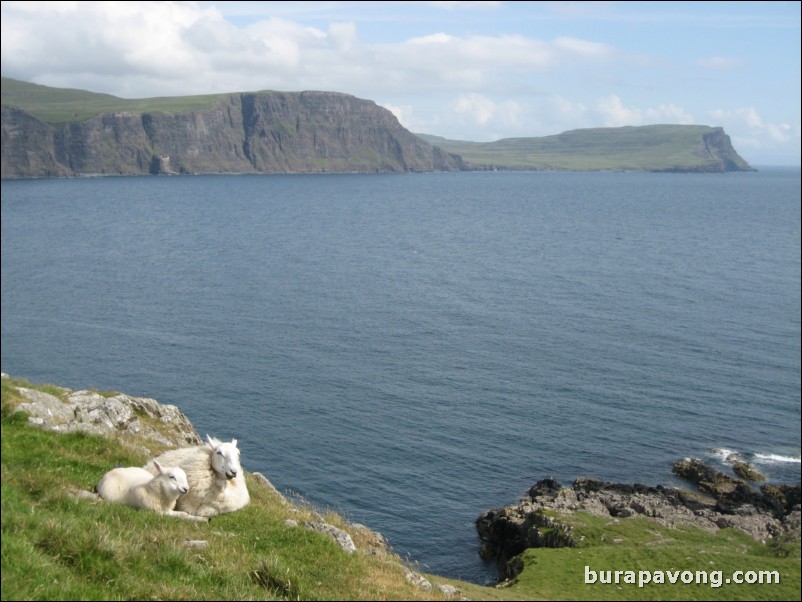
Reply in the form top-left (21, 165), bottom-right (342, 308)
top-left (2, 169), bottom-right (800, 583)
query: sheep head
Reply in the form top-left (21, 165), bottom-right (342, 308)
top-left (154, 460), bottom-right (190, 495)
top-left (206, 434), bottom-right (242, 480)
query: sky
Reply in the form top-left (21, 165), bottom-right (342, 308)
top-left (1, 1), bottom-right (800, 165)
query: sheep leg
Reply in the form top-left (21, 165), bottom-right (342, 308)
top-left (163, 510), bottom-right (210, 522)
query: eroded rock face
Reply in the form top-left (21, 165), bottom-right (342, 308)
top-left (696, 127), bottom-right (754, 172)
top-left (10, 381), bottom-right (201, 450)
top-left (1, 92), bottom-right (465, 178)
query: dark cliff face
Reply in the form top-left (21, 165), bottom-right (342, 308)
top-left (695, 127), bottom-right (755, 172)
top-left (1, 92), bottom-right (464, 178)
top-left (237, 91), bottom-right (457, 173)
top-left (1, 107), bottom-right (69, 178)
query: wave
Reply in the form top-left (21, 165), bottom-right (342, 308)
top-left (710, 447), bottom-right (801, 466)
top-left (753, 453), bottom-right (801, 464)
top-left (710, 447), bottom-right (743, 464)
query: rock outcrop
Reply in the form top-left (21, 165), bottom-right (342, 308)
top-left (9, 381), bottom-right (201, 451)
top-left (693, 126), bottom-right (754, 172)
top-left (477, 462), bottom-right (801, 580)
top-left (1, 91), bottom-right (465, 178)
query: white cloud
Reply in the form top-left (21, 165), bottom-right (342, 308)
top-left (595, 95), bottom-right (694, 127)
top-left (400, 33), bottom-right (617, 71)
top-left (380, 102), bottom-right (413, 127)
top-left (453, 93), bottom-right (496, 125)
top-left (709, 107), bottom-right (801, 145)
top-left (1, 1), bottom-right (628, 99)
top-left (407, 32), bottom-right (455, 45)
top-left (709, 107), bottom-right (762, 129)
top-left (1, 1), bottom-right (229, 95)
top-left (440, 93), bottom-right (523, 140)
top-left (328, 21), bottom-right (358, 52)
top-left (766, 122), bottom-right (798, 143)
top-left (550, 95), bottom-right (589, 122)
top-left (553, 36), bottom-right (615, 61)
top-left (644, 103), bottom-right (695, 125)
top-left (595, 95), bottom-right (642, 126)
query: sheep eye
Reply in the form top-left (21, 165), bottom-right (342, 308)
top-left (169, 475), bottom-right (176, 480)
top-left (217, 451), bottom-right (223, 456)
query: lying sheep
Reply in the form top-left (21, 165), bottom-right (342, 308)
top-left (145, 434), bottom-right (250, 517)
top-left (96, 461), bottom-right (206, 521)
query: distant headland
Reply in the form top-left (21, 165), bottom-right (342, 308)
top-left (2, 77), bottom-right (753, 178)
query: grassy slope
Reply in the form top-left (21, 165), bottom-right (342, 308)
top-left (417, 126), bottom-right (723, 171)
top-left (2, 376), bottom-right (799, 601)
top-left (0, 376), bottom-right (456, 601)
top-left (511, 511), bottom-right (800, 601)
top-left (1, 77), bottom-right (234, 123)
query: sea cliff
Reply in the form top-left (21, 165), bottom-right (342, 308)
top-left (2, 77), bottom-right (756, 178)
top-left (1, 90), bottom-right (464, 178)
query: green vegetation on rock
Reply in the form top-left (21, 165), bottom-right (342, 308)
top-left (509, 510), bottom-right (800, 601)
top-left (1, 77), bottom-right (231, 123)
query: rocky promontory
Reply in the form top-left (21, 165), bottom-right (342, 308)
top-left (477, 463), bottom-right (801, 580)
top-left (417, 125), bottom-right (755, 173)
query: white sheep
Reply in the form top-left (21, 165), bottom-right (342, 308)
top-left (144, 434), bottom-right (250, 517)
top-left (96, 461), bottom-right (206, 521)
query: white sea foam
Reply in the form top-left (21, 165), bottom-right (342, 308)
top-left (753, 453), bottom-right (801, 464)
top-left (710, 448), bottom-right (742, 464)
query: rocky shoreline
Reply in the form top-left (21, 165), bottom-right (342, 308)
top-left (476, 461), bottom-right (801, 580)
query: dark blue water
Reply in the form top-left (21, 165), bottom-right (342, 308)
top-left (2, 170), bottom-right (800, 582)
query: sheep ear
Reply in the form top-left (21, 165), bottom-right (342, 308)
top-left (232, 438), bottom-right (238, 447)
top-left (153, 460), bottom-right (163, 474)
top-left (206, 434), bottom-right (220, 448)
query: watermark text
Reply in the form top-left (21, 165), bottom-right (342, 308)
top-left (584, 565), bottom-right (780, 589)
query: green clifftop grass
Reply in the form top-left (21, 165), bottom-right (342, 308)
top-left (1, 77), bottom-right (230, 123)
top-left (2, 376), bottom-right (798, 601)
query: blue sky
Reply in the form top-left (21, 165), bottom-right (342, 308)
top-left (1, 1), bottom-right (799, 164)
